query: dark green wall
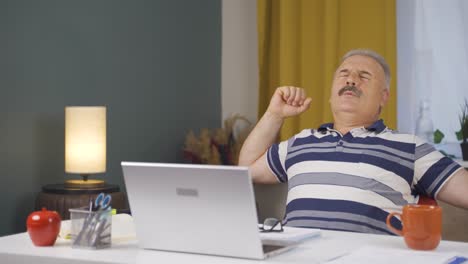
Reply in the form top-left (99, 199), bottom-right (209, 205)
top-left (0, 0), bottom-right (221, 236)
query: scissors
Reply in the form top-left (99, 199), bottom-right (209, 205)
top-left (93, 193), bottom-right (112, 211)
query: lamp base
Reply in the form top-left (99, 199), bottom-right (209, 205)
top-left (65, 179), bottom-right (105, 189)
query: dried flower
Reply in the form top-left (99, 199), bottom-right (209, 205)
top-left (183, 114), bottom-right (252, 165)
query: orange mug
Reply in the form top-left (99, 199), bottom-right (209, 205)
top-left (386, 204), bottom-right (442, 250)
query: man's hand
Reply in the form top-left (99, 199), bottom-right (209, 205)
top-left (266, 86), bottom-right (312, 119)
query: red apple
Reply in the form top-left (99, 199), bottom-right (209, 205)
top-left (26, 207), bottom-right (61, 246)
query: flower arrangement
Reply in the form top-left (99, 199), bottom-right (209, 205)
top-left (438, 98), bottom-right (468, 159)
top-left (456, 98), bottom-right (468, 143)
top-left (457, 99), bottom-right (468, 160)
top-left (183, 114), bottom-right (252, 165)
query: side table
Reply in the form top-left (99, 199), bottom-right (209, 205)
top-left (35, 184), bottom-right (129, 220)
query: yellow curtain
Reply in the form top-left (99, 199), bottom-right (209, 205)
top-left (258, 0), bottom-right (397, 141)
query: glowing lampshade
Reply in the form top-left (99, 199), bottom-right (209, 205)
top-left (65, 106), bottom-right (106, 186)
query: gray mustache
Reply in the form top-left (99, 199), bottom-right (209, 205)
top-left (338, 85), bottom-right (362, 97)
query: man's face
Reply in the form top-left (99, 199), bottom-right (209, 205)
top-left (330, 55), bottom-right (389, 121)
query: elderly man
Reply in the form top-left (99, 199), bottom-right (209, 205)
top-left (239, 49), bottom-right (468, 235)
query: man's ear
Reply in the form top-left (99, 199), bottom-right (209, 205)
top-left (380, 89), bottom-right (389, 107)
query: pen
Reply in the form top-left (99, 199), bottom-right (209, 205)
top-left (446, 256), bottom-right (468, 264)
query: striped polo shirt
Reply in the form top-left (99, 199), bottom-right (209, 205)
top-left (266, 119), bottom-right (462, 235)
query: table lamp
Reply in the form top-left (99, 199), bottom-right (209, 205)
top-left (65, 106), bottom-right (106, 188)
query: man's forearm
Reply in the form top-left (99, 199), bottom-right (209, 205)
top-left (238, 111), bottom-right (284, 166)
top-left (437, 168), bottom-right (468, 209)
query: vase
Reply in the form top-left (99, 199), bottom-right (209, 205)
top-left (461, 142), bottom-right (468, 161)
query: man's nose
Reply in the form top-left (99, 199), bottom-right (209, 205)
top-left (346, 73), bottom-right (359, 86)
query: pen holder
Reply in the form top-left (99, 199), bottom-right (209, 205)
top-left (69, 207), bottom-right (112, 249)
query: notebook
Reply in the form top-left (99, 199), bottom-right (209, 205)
top-left (121, 162), bottom-right (317, 259)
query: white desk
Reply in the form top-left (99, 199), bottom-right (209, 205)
top-left (0, 230), bottom-right (467, 264)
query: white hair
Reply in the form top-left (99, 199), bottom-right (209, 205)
top-left (341, 49), bottom-right (391, 90)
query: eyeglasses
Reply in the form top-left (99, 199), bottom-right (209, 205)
top-left (259, 218), bottom-right (283, 233)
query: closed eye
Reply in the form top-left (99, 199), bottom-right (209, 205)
top-left (338, 69), bottom-right (349, 77)
top-left (359, 70), bottom-right (372, 80)
top-left (360, 74), bottom-right (370, 80)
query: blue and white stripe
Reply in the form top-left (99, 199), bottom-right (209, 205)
top-left (266, 119), bottom-right (462, 235)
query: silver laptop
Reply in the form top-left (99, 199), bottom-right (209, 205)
top-left (121, 161), bottom-right (298, 260)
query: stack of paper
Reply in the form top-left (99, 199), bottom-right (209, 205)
top-left (259, 226), bottom-right (321, 245)
top-left (326, 246), bottom-right (466, 264)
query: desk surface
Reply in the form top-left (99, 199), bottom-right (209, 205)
top-left (0, 230), bottom-right (467, 264)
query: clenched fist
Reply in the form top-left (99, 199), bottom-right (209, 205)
top-left (266, 86), bottom-right (312, 119)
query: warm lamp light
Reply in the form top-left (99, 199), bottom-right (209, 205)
top-left (65, 106), bottom-right (106, 188)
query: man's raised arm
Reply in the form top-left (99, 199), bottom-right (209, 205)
top-left (238, 86), bottom-right (311, 183)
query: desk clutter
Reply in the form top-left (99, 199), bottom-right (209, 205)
top-left (5, 227), bottom-right (468, 263)
top-left (62, 212), bottom-right (136, 243)
top-left (69, 193), bottom-right (114, 249)
top-left (21, 193), bottom-right (466, 261)
top-left (27, 192), bottom-right (136, 250)
top-left (70, 208), bottom-right (112, 248)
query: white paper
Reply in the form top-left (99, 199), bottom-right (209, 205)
top-left (259, 226), bottom-right (321, 245)
top-left (110, 213), bottom-right (137, 242)
top-left (326, 246), bottom-right (463, 264)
